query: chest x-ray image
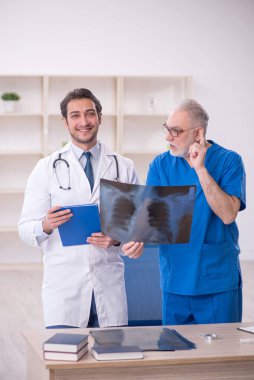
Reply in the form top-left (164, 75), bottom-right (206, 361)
top-left (100, 179), bottom-right (196, 244)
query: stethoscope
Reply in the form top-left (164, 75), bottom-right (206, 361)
top-left (53, 153), bottom-right (119, 190)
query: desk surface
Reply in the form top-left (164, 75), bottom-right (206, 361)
top-left (23, 322), bottom-right (254, 370)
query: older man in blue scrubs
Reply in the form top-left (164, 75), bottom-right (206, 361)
top-left (123, 99), bottom-right (246, 325)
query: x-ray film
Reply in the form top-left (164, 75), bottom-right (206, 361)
top-left (100, 179), bottom-right (196, 244)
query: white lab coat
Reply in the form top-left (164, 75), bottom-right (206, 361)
top-left (18, 142), bottom-right (139, 327)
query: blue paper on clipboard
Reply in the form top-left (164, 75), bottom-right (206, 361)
top-left (57, 204), bottom-right (101, 246)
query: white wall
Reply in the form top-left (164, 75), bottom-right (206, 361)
top-left (0, 0), bottom-right (253, 259)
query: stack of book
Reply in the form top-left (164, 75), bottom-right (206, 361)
top-left (43, 333), bottom-right (89, 361)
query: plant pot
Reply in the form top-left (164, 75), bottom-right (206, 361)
top-left (2, 100), bottom-right (17, 113)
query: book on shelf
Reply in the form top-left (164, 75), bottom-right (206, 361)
top-left (44, 344), bottom-right (88, 361)
top-left (91, 345), bottom-right (144, 361)
top-left (43, 333), bottom-right (89, 353)
top-left (237, 326), bottom-right (254, 334)
top-left (57, 204), bottom-right (101, 246)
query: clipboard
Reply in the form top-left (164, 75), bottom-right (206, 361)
top-left (57, 204), bottom-right (101, 246)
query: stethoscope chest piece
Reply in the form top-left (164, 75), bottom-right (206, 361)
top-left (201, 333), bottom-right (220, 343)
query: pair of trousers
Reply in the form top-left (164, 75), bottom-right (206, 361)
top-left (162, 287), bottom-right (242, 325)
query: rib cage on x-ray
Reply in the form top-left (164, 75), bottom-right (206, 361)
top-left (100, 179), bottom-right (196, 244)
top-left (111, 195), bottom-right (136, 232)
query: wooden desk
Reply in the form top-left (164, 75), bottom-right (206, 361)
top-left (22, 323), bottom-right (254, 380)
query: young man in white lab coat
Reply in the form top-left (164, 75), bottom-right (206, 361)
top-left (19, 88), bottom-right (138, 328)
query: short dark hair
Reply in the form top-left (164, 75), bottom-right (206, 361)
top-left (60, 88), bottom-right (102, 119)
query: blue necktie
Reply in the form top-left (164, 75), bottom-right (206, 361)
top-left (83, 152), bottom-right (94, 191)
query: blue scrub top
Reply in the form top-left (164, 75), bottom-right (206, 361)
top-left (146, 141), bottom-right (246, 296)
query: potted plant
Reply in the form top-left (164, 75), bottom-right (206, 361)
top-left (1, 92), bottom-right (21, 113)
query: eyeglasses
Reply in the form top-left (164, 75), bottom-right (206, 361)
top-left (162, 123), bottom-right (198, 137)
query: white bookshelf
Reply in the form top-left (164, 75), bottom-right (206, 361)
top-left (0, 74), bottom-right (192, 263)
